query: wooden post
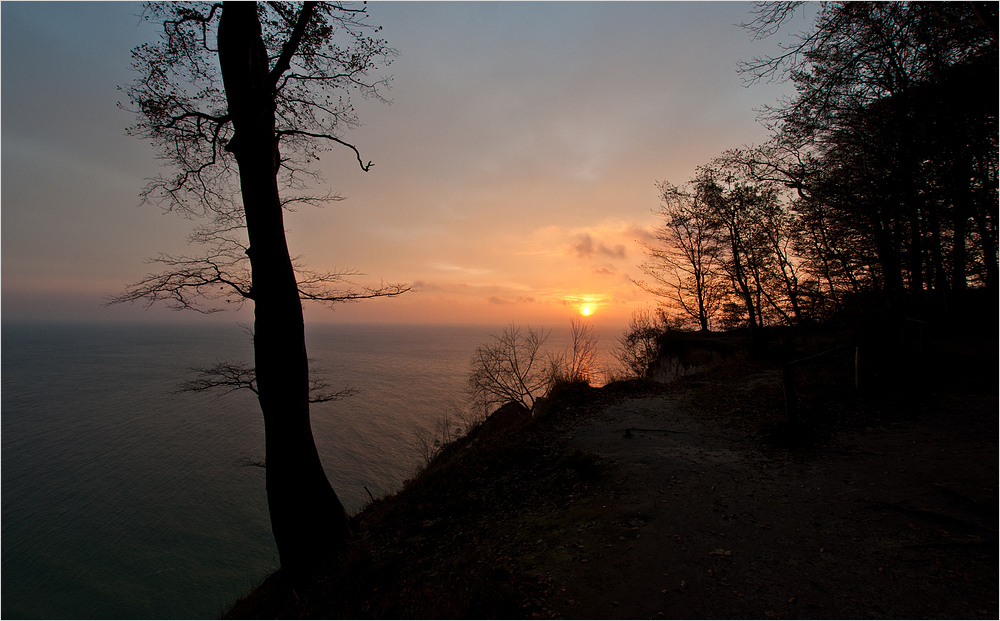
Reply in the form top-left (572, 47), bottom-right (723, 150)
top-left (854, 346), bottom-right (860, 392)
top-left (783, 364), bottom-right (798, 423)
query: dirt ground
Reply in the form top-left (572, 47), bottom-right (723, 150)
top-left (507, 367), bottom-right (998, 619)
top-left (227, 347), bottom-right (997, 620)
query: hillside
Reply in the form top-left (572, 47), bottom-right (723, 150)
top-left (226, 322), bottom-right (997, 619)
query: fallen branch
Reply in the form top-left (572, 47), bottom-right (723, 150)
top-left (624, 427), bottom-right (688, 437)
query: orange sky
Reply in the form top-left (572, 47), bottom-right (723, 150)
top-left (2, 3), bottom-right (801, 330)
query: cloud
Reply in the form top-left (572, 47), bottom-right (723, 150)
top-left (488, 295), bottom-right (536, 305)
top-left (428, 262), bottom-right (493, 275)
top-left (409, 280), bottom-right (479, 294)
top-left (570, 233), bottom-right (626, 260)
top-left (593, 266), bottom-right (617, 276)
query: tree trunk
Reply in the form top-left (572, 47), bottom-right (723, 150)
top-left (217, 2), bottom-right (351, 573)
top-left (952, 187), bottom-right (968, 292)
top-left (729, 242), bottom-right (759, 337)
top-left (973, 202), bottom-right (998, 288)
top-left (693, 266), bottom-right (710, 331)
top-left (906, 203), bottom-right (925, 292)
top-left (875, 207), bottom-right (904, 293)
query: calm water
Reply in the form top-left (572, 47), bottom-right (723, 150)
top-left (2, 321), bottom-right (619, 619)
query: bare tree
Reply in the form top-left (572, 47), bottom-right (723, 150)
top-left (468, 324), bottom-right (551, 415)
top-left (696, 171), bottom-right (767, 335)
top-left (637, 181), bottom-right (725, 331)
top-left (566, 317), bottom-right (599, 383)
top-left (549, 317), bottom-right (600, 384)
top-left (112, 2), bottom-right (409, 573)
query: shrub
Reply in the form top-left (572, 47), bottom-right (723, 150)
top-left (613, 307), bottom-right (667, 378)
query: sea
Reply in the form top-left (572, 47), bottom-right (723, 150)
top-left (1, 320), bottom-right (621, 619)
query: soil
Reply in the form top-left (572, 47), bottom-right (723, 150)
top-left (226, 335), bottom-right (997, 619)
top-left (522, 367), bottom-right (997, 619)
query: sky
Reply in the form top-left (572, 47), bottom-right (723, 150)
top-left (1, 1), bottom-right (802, 329)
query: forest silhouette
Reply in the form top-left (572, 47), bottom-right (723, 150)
top-left (636, 2), bottom-right (997, 335)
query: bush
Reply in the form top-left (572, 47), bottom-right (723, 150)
top-left (613, 307), bottom-right (667, 378)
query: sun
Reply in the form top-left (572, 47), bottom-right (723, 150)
top-left (579, 304), bottom-right (594, 317)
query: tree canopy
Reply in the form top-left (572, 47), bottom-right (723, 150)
top-left (643, 1), bottom-right (997, 330)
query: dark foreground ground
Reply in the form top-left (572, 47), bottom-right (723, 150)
top-left (227, 326), bottom-right (997, 619)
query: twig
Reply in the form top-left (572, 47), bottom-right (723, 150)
top-left (624, 427), bottom-right (688, 435)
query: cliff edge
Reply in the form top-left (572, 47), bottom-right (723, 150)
top-left (227, 326), bottom-right (997, 619)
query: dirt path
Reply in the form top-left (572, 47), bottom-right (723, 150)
top-left (511, 376), bottom-right (997, 619)
top-left (227, 356), bottom-right (996, 620)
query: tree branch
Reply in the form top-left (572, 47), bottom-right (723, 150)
top-left (268, 2), bottom-right (317, 89)
top-left (276, 128), bottom-right (373, 171)
top-left (178, 361), bottom-right (358, 403)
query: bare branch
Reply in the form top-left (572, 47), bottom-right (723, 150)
top-left (468, 324), bottom-right (551, 414)
top-left (108, 232), bottom-right (252, 312)
top-left (124, 1), bottom-right (394, 212)
top-left (179, 361), bottom-right (258, 395)
top-left (295, 268), bottom-right (411, 306)
top-left (280, 190), bottom-right (346, 211)
top-left (276, 128), bottom-right (373, 171)
top-left (305, 377), bottom-right (359, 404)
top-left (178, 360), bottom-right (357, 404)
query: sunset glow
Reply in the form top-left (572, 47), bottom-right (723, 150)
top-left (2, 2), bottom-right (797, 328)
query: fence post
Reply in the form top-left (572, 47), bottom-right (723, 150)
top-left (783, 364), bottom-right (798, 423)
top-left (854, 346), bottom-right (860, 392)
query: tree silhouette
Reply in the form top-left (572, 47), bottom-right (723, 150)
top-left (548, 317), bottom-right (600, 384)
top-left (113, 2), bottom-right (407, 573)
top-left (468, 324), bottom-right (551, 415)
top-left (637, 181), bottom-right (724, 331)
top-left (740, 1), bottom-right (997, 296)
top-left (636, 2), bottom-right (995, 337)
